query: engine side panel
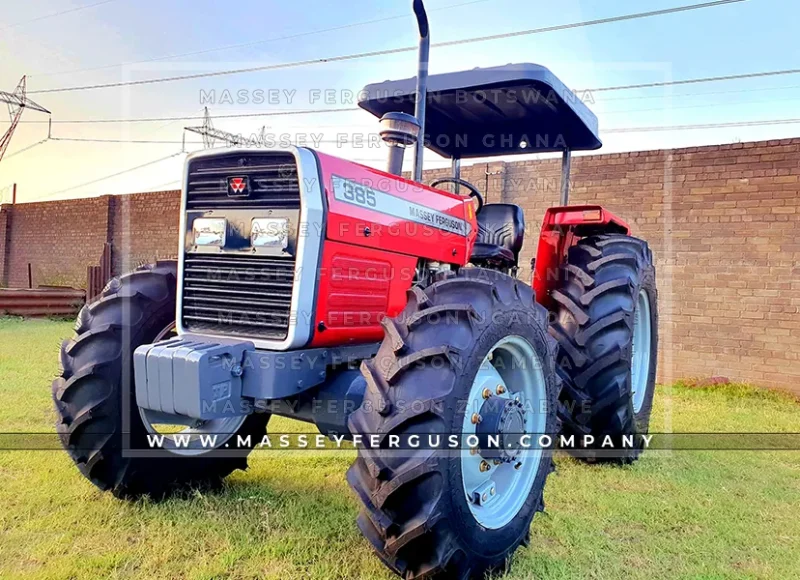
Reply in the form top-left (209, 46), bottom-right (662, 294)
top-left (310, 240), bottom-right (417, 347)
top-left (314, 151), bottom-right (478, 265)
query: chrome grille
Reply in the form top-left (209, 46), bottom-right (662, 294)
top-left (181, 254), bottom-right (295, 339)
top-left (186, 152), bottom-right (300, 209)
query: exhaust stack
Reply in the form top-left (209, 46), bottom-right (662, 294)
top-left (379, 112), bottom-right (420, 176)
top-left (411, 0), bottom-right (430, 182)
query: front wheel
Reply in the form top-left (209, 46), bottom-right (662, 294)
top-left (51, 262), bottom-right (269, 498)
top-left (347, 269), bottom-right (559, 579)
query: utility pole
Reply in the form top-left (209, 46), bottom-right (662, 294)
top-left (0, 76), bottom-right (51, 164)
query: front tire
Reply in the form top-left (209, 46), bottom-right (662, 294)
top-left (347, 269), bottom-right (559, 579)
top-left (550, 234), bottom-right (658, 463)
top-left (52, 262), bottom-right (269, 498)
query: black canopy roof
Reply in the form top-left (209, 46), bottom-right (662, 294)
top-left (359, 63), bottom-right (601, 159)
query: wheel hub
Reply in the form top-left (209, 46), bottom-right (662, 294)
top-left (460, 335), bottom-right (548, 529)
top-left (476, 396), bottom-right (526, 463)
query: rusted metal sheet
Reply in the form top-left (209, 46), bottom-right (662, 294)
top-left (0, 287), bottom-right (85, 316)
top-left (86, 243), bottom-right (113, 303)
top-left (87, 266), bottom-right (103, 304)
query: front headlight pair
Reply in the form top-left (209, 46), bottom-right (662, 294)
top-left (192, 218), bottom-right (288, 250)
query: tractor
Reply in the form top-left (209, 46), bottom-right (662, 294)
top-left (52, 1), bottom-right (658, 577)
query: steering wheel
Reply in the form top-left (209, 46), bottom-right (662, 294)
top-left (430, 178), bottom-right (485, 213)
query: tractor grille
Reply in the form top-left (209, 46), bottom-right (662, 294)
top-left (181, 254), bottom-right (295, 339)
top-left (186, 152), bottom-right (300, 209)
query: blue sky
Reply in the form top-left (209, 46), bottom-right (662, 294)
top-left (1, 0), bottom-right (798, 202)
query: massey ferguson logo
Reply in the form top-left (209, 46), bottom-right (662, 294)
top-left (227, 176), bottom-right (249, 197)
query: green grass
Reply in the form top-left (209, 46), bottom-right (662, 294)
top-left (1, 316), bottom-right (799, 579)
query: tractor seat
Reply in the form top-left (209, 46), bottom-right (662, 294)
top-left (470, 204), bottom-right (525, 268)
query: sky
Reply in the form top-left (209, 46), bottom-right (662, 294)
top-left (0, 0), bottom-right (798, 203)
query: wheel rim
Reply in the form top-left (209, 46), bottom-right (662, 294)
top-left (137, 322), bottom-right (248, 456)
top-left (460, 335), bottom-right (547, 529)
top-left (631, 289), bottom-right (653, 414)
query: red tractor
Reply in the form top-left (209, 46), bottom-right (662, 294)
top-left (52, 1), bottom-right (657, 577)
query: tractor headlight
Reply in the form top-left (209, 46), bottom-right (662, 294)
top-left (193, 218), bottom-right (226, 247)
top-left (251, 218), bottom-right (289, 250)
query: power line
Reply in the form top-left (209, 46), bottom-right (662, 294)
top-left (20, 66), bottom-right (800, 126)
top-left (51, 137), bottom-right (200, 145)
top-left (588, 68), bottom-right (800, 93)
top-left (604, 118), bottom-right (800, 133)
top-left (598, 83), bottom-right (800, 102)
top-left (30, 0), bottom-right (490, 78)
top-left (18, 116), bottom-right (800, 201)
top-left (598, 94), bottom-right (800, 115)
top-left (142, 179), bottom-right (182, 191)
top-left (37, 90), bottom-right (799, 127)
top-left (3, 138), bottom-right (49, 159)
top-left (43, 118), bottom-right (800, 146)
top-left (23, 107), bottom-right (361, 124)
top-left (36, 151), bottom-right (184, 200)
top-left (28, 0), bottom-right (745, 95)
top-left (1, 0), bottom-right (118, 31)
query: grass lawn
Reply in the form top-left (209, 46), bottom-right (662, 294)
top-left (1, 316), bottom-right (799, 579)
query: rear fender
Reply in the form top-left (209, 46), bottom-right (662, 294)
top-left (532, 205), bottom-right (630, 309)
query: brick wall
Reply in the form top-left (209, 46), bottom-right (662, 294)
top-left (109, 190), bottom-right (181, 274)
top-left (0, 191), bottom-right (181, 289)
top-left (1, 137), bottom-right (798, 392)
top-left (497, 140), bottom-right (800, 392)
top-left (3, 196), bottom-right (112, 288)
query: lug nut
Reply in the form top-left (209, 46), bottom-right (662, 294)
top-left (469, 446), bottom-right (478, 456)
top-left (479, 460), bottom-right (491, 472)
top-left (482, 388), bottom-right (492, 399)
top-left (514, 462), bottom-right (522, 470)
top-left (471, 413), bottom-right (482, 424)
top-left (482, 493), bottom-right (488, 502)
top-left (496, 384), bottom-right (506, 395)
top-left (490, 487), bottom-right (496, 496)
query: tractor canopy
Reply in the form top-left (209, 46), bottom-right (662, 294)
top-left (359, 63), bottom-right (601, 159)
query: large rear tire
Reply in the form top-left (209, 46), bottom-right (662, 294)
top-left (51, 262), bottom-right (269, 498)
top-left (347, 269), bottom-right (559, 579)
top-left (550, 234), bottom-right (658, 463)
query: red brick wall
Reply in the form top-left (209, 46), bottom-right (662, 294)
top-left (498, 139), bottom-right (800, 392)
top-left (109, 190), bottom-right (180, 274)
top-left (3, 197), bottom-right (111, 288)
top-left (1, 138), bottom-right (798, 392)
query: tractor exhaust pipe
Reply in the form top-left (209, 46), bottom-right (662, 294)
top-left (411, 0), bottom-right (429, 182)
top-left (379, 112), bottom-right (420, 176)
top-left (377, 0), bottom-right (428, 178)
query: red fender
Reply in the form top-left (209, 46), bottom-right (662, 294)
top-left (532, 205), bottom-right (630, 309)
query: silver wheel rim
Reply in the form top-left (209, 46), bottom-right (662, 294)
top-left (631, 289), bottom-right (652, 414)
top-left (138, 323), bottom-right (247, 457)
top-left (460, 335), bottom-right (548, 529)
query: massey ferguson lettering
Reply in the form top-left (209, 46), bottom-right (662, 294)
top-left (331, 175), bottom-right (469, 236)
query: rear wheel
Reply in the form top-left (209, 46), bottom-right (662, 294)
top-left (51, 262), bottom-right (269, 498)
top-left (550, 234), bottom-right (658, 463)
top-left (347, 269), bottom-right (558, 579)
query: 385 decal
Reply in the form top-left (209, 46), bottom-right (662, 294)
top-left (340, 179), bottom-right (377, 207)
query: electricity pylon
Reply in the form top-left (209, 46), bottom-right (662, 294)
top-left (0, 76), bottom-right (51, 164)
